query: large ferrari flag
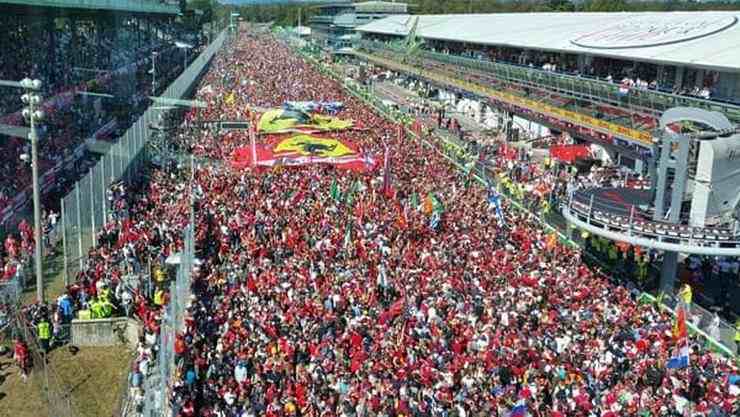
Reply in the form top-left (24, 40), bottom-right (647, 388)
top-left (258, 109), bottom-right (353, 134)
top-left (232, 134), bottom-right (377, 173)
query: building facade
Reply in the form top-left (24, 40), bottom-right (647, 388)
top-left (309, 1), bottom-right (407, 53)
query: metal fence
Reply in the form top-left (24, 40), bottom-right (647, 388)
top-left (141, 222), bottom-right (195, 417)
top-left (0, 264), bottom-right (25, 306)
top-left (60, 29), bottom-right (227, 286)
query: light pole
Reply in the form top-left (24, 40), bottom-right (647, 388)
top-left (20, 78), bottom-right (45, 303)
top-left (151, 51), bottom-right (157, 95)
top-left (230, 12), bottom-right (240, 34)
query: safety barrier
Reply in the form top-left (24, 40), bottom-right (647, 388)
top-left (118, 32), bottom-right (230, 417)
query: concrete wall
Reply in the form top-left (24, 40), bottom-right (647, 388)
top-left (70, 317), bottom-right (141, 349)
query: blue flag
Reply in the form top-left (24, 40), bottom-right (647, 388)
top-left (429, 212), bottom-right (440, 231)
top-left (488, 188), bottom-right (505, 225)
top-left (509, 401), bottom-right (527, 417)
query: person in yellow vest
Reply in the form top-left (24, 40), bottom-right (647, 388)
top-left (580, 230), bottom-right (589, 239)
top-left (153, 266), bottom-right (167, 284)
top-left (735, 319), bottom-right (740, 356)
top-left (99, 286), bottom-right (111, 304)
top-left (678, 283), bottom-right (693, 306)
top-left (607, 242), bottom-right (618, 266)
top-left (90, 297), bottom-right (102, 319)
top-left (540, 200), bottom-right (550, 215)
top-left (37, 318), bottom-right (52, 354)
top-left (99, 298), bottom-right (113, 318)
top-left (154, 288), bottom-right (167, 307)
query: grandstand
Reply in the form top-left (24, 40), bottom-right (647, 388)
top-left (355, 12), bottom-right (740, 160)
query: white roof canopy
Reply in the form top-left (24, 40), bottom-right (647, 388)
top-left (356, 12), bottom-right (740, 72)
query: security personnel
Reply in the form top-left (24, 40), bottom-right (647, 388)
top-left (735, 319), bottom-right (740, 356)
top-left (99, 298), bottom-right (113, 318)
top-left (678, 283), bottom-right (693, 306)
top-left (608, 242), bottom-right (619, 266)
top-left (637, 255), bottom-right (649, 285)
top-left (98, 285), bottom-right (111, 304)
top-left (540, 199), bottom-right (550, 215)
top-left (154, 288), bottom-right (167, 307)
top-left (90, 297), bottom-right (103, 319)
top-left (153, 266), bottom-right (167, 283)
top-left (37, 319), bottom-right (52, 354)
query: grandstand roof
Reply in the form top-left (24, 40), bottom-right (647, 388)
top-left (356, 12), bottom-right (740, 72)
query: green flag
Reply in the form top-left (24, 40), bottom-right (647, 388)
top-left (330, 178), bottom-right (341, 202)
top-left (343, 224), bottom-right (352, 249)
top-left (410, 192), bottom-right (419, 210)
top-left (345, 180), bottom-right (360, 206)
top-left (431, 193), bottom-right (444, 214)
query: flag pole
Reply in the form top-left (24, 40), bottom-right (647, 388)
top-left (250, 114), bottom-right (257, 168)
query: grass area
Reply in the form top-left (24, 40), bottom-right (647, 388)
top-left (0, 345), bottom-right (132, 417)
top-left (21, 247), bottom-right (68, 305)
top-left (2, 244), bottom-right (133, 417)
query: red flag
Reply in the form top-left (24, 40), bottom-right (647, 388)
top-left (379, 298), bottom-right (405, 325)
top-left (673, 305), bottom-right (688, 341)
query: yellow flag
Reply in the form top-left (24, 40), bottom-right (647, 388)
top-left (225, 91), bottom-right (236, 106)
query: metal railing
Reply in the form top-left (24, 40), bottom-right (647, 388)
top-left (566, 188), bottom-right (740, 250)
top-left (357, 40), bottom-right (740, 124)
top-left (146, 223), bottom-right (194, 417)
top-left (60, 30), bottom-right (226, 285)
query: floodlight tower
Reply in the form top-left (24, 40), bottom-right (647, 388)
top-left (20, 78), bottom-right (46, 303)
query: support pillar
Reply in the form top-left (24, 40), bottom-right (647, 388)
top-left (634, 158), bottom-right (645, 176)
top-left (695, 69), bottom-right (705, 89)
top-left (47, 14), bottom-right (56, 86)
top-left (674, 67), bottom-right (685, 91)
top-left (660, 251), bottom-right (679, 293)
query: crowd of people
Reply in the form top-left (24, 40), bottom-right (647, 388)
top-left (416, 38), bottom-right (724, 103)
top-left (133, 31), bottom-right (738, 417)
top-left (2, 25), bottom-right (738, 417)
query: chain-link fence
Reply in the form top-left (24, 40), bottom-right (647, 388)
top-left (60, 30), bottom-right (226, 286)
top-left (0, 266), bottom-right (26, 335)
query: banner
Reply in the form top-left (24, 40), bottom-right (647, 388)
top-left (549, 145), bottom-right (591, 163)
top-left (283, 101), bottom-right (344, 114)
top-left (258, 109), bottom-right (353, 134)
top-left (232, 134), bottom-right (377, 173)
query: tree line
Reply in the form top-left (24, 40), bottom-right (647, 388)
top-left (186, 0), bottom-right (740, 27)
